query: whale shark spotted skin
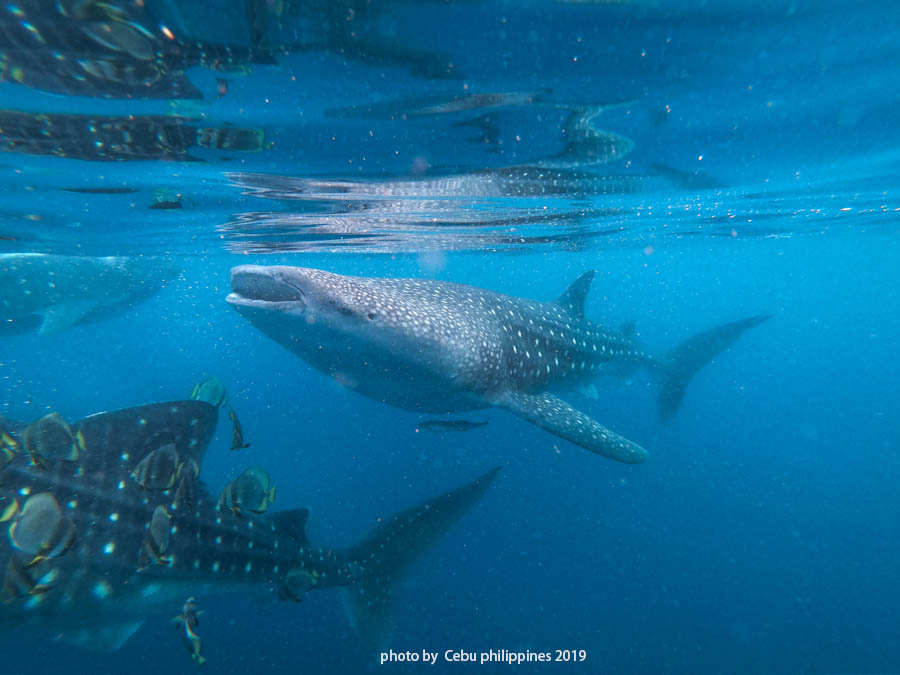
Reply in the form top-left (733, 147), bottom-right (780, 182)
top-left (0, 253), bottom-right (178, 335)
top-left (227, 266), bottom-right (768, 463)
top-left (0, 401), bottom-right (495, 654)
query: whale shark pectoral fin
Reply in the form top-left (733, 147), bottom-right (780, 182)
top-left (38, 300), bottom-right (101, 335)
top-left (554, 270), bottom-right (596, 320)
top-left (491, 390), bottom-right (648, 464)
top-left (577, 384), bottom-right (599, 399)
top-left (54, 620), bottom-right (144, 652)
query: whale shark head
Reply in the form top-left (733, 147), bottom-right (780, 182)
top-left (227, 265), bottom-right (486, 406)
top-left (227, 265), bottom-right (425, 360)
top-left (226, 265), bottom-right (389, 329)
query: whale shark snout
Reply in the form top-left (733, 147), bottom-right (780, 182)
top-left (227, 265), bottom-right (308, 311)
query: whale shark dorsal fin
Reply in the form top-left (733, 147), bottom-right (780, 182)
top-left (554, 270), bottom-right (595, 320)
top-left (490, 390), bottom-right (648, 464)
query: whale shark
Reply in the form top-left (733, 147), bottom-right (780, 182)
top-left (0, 254), bottom-right (178, 335)
top-left (0, 400), bottom-right (495, 654)
top-left (228, 266), bottom-right (768, 463)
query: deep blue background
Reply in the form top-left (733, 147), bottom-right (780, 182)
top-left (1, 0), bottom-right (899, 673)
top-left (3, 237), bottom-right (898, 674)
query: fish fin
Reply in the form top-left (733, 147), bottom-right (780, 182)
top-left (267, 508), bottom-right (309, 546)
top-left (268, 486), bottom-right (276, 504)
top-left (343, 467), bottom-right (498, 653)
top-left (554, 270), bottom-right (595, 320)
top-left (620, 321), bottom-right (637, 339)
top-left (657, 315), bottom-right (771, 422)
top-left (38, 301), bottom-right (99, 335)
top-left (54, 620), bottom-right (143, 652)
top-left (0, 500), bottom-right (18, 522)
top-left (577, 384), bottom-right (599, 399)
top-left (1, 558), bottom-right (32, 603)
top-left (491, 390), bottom-right (647, 463)
top-left (279, 568), bottom-right (316, 602)
top-left (172, 473), bottom-right (195, 512)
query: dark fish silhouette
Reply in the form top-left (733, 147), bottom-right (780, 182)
top-left (417, 419), bottom-right (489, 433)
top-left (228, 408), bottom-right (250, 450)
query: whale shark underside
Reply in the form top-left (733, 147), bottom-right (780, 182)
top-left (227, 266), bottom-right (768, 463)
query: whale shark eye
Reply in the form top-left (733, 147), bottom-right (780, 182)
top-left (367, 313), bottom-right (377, 321)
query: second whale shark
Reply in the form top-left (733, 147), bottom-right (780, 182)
top-left (0, 401), bottom-right (495, 655)
top-left (227, 266), bottom-right (768, 463)
top-left (0, 254), bottom-right (178, 335)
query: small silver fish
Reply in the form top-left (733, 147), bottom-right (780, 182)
top-left (173, 596), bottom-right (205, 664)
top-left (138, 506), bottom-right (172, 570)
top-left (189, 378), bottom-right (229, 408)
top-left (217, 467), bottom-right (275, 516)
top-left (23, 413), bottom-right (83, 466)
top-left (130, 443), bottom-right (181, 490)
top-left (8, 493), bottom-right (77, 565)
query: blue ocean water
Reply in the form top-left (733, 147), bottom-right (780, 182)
top-left (0, 0), bottom-right (899, 673)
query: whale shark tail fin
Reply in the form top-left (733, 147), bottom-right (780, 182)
top-left (343, 467), bottom-right (499, 653)
top-left (657, 315), bottom-right (770, 422)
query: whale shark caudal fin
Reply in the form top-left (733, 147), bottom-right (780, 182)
top-left (492, 391), bottom-right (648, 464)
top-left (657, 315), bottom-right (771, 422)
top-left (555, 270), bottom-right (596, 320)
top-left (342, 467), bottom-right (499, 653)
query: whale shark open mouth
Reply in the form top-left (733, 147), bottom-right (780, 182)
top-left (227, 265), bottom-right (307, 311)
